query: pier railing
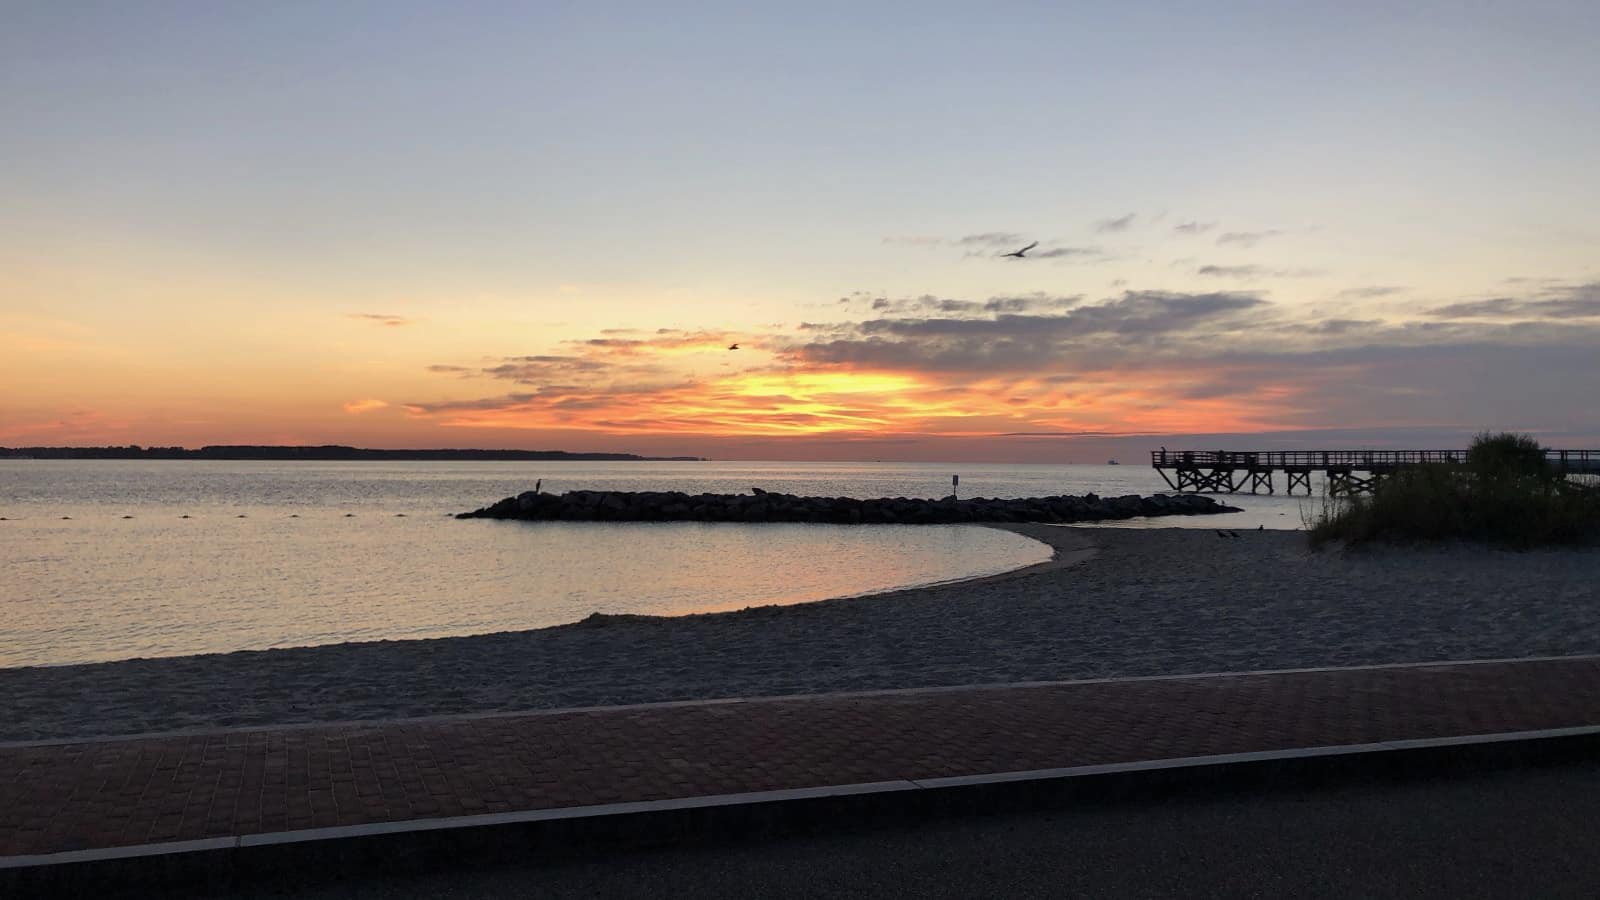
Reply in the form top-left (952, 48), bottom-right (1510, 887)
top-left (1149, 449), bottom-right (1600, 495)
top-left (1151, 449), bottom-right (1600, 471)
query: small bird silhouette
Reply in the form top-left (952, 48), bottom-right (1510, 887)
top-left (1000, 241), bottom-right (1039, 258)
top-left (728, 343), bottom-right (740, 350)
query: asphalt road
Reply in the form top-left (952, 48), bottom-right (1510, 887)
top-left (231, 761), bottom-right (1600, 899)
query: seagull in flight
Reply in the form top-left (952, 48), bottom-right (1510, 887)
top-left (728, 343), bottom-right (740, 350)
top-left (1000, 241), bottom-right (1039, 258)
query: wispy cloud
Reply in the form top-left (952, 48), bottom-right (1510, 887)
top-left (882, 232), bottom-right (1104, 261)
top-left (349, 313), bottom-right (412, 327)
top-left (955, 232), bottom-right (1028, 247)
top-left (1093, 213), bottom-right (1137, 233)
top-left (1215, 230), bottom-right (1283, 248)
top-left (1284, 318), bottom-right (1384, 335)
top-left (1427, 282), bottom-right (1600, 319)
top-left (835, 293), bottom-right (1086, 318)
top-left (1031, 246), bottom-right (1101, 260)
top-left (1173, 221), bottom-right (1216, 235)
top-left (342, 399), bottom-right (389, 414)
top-left (1196, 265), bottom-right (1266, 278)
top-left (1336, 286), bottom-right (1407, 299)
top-left (1197, 264), bottom-right (1320, 279)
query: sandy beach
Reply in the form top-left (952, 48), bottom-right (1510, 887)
top-left (4, 525), bottom-right (1599, 743)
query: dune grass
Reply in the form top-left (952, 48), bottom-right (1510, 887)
top-left (1309, 433), bottom-right (1600, 548)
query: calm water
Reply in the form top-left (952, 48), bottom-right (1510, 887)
top-left (0, 460), bottom-right (1313, 668)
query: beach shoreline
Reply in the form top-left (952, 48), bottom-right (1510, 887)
top-left (3, 526), bottom-right (1598, 743)
top-left (574, 523), bottom-right (1093, 627)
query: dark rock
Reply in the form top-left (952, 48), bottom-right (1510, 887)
top-left (456, 488), bottom-right (1240, 524)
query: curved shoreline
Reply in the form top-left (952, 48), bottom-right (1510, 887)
top-left (3, 527), bottom-right (1598, 742)
top-left (835, 524), bottom-right (1098, 598)
top-left (580, 523), bottom-right (1088, 626)
top-left (1, 519), bottom-right (1059, 670)
top-left (5, 522), bottom-right (1063, 669)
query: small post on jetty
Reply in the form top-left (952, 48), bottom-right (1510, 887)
top-left (951, 474), bottom-right (959, 500)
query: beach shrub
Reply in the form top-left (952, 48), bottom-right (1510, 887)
top-left (1466, 431), bottom-right (1550, 483)
top-left (1310, 433), bottom-right (1600, 548)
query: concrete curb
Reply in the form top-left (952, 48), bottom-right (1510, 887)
top-left (6, 723), bottom-right (1600, 895)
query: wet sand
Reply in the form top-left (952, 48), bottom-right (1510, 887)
top-left (3, 526), bottom-right (1598, 742)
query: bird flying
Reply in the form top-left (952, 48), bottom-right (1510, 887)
top-left (728, 343), bottom-right (740, 350)
top-left (1000, 241), bottom-right (1039, 258)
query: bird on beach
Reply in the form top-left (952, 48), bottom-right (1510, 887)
top-left (728, 343), bottom-right (740, 350)
top-left (1215, 530), bottom-right (1229, 539)
top-left (1000, 241), bottom-right (1039, 259)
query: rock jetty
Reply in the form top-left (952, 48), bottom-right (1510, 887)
top-left (457, 488), bottom-right (1239, 524)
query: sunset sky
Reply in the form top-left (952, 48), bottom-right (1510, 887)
top-left (4, 2), bottom-right (1598, 460)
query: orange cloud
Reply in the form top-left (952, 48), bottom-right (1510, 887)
top-left (398, 285), bottom-right (1600, 445)
top-left (342, 399), bottom-right (389, 414)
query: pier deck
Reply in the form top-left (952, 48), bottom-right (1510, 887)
top-left (1152, 449), bottom-right (1600, 495)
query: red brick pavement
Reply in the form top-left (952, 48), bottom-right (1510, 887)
top-left (4, 657), bottom-right (1600, 858)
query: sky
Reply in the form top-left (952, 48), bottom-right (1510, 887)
top-left (3, 1), bottom-right (1599, 460)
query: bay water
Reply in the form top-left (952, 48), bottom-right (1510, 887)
top-left (0, 460), bottom-right (1314, 667)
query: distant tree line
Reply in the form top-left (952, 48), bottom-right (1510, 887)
top-left (0, 445), bottom-right (704, 461)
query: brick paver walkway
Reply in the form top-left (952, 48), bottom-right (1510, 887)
top-left (4, 657), bottom-right (1599, 858)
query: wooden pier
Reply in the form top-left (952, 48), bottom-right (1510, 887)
top-left (1151, 449), bottom-right (1600, 496)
